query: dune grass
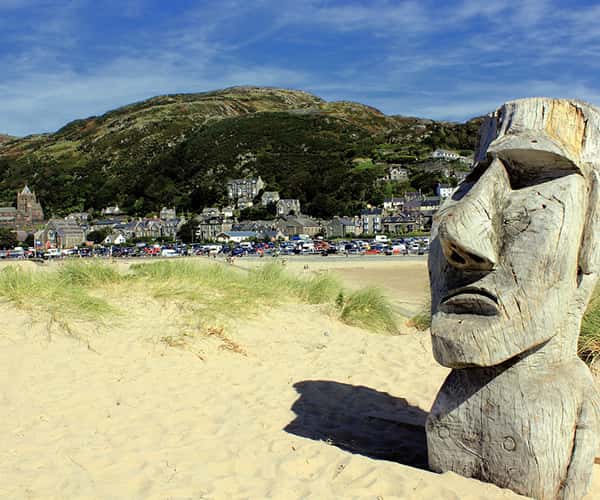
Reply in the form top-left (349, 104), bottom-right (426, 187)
top-left (408, 302), bottom-right (431, 331)
top-left (0, 260), bottom-right (399, 336)
top-left (338, 287), bottom-right (398, 334)
top-left (58, 259), bottom-right (123, 286)
top-left (130, 260), bottom-right (371, 333)
top-left (578, 284), bottom-right (600, 364)
top-left (0, 264), bottom-right (116, 322)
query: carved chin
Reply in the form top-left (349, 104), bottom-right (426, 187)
top-left (430, 312), bottom-right (518, 368)
top-left (431, 308), bottom-right (560, 368)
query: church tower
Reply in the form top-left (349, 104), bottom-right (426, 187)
top-left (16, 185), bottom-right (44, 226)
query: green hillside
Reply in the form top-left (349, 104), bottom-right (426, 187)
top-left (0, 86), bottom-right (482, 217)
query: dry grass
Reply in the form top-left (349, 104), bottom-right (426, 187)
top-left (205, 326), bottom-right (247, 355)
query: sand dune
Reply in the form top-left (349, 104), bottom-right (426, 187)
top-left (0, 258), bottom-right (597, 499)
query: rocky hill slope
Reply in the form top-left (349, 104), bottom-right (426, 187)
top-left (0, 86), bottom-right (482, 217)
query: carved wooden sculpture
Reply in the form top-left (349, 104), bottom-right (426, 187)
top-left (426, 98), bottom-right (600, 500)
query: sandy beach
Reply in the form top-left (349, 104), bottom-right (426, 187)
top-left (0, 257), bottom-right (597, 499)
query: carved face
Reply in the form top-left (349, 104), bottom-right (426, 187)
top-left (429, 153), bottom-right (588, 368)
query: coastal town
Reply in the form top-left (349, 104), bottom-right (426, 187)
top-left (0, 148), bottom-right (469, 257)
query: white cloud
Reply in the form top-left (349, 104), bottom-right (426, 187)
top-left (3, 0), bottom-right (600, 135)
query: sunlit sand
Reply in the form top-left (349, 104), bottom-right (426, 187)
top-left (0, 257), bottom-right (596, 499)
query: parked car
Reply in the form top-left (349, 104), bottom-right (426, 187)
top-left (44, 248), bottom-right (62, 259)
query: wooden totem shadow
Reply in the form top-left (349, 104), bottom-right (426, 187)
top-left (284, 380), bottom-right (429, 469)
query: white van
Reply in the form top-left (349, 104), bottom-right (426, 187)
top-left (44, 248), bottom-right (62, 259)
top-left (10, 246), bottom-right (25, 258)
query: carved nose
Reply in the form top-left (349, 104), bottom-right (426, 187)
top-left (439, 233), bottom-right (496, 271)
top-left (436, 158), bottom-right (510, 271)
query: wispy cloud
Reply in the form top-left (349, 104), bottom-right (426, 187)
top-left (2, 0), bottom-right (600, 135)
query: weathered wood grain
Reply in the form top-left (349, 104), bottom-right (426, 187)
top-left (426, 98), bottom-right (600, 499)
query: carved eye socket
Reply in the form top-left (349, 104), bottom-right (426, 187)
top-left (463, 153), bottom-right (581, 191)
top-left (502, 158), bottom-right (580, 190)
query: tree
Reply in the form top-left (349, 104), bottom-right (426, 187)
top-left (23, 234), bottom-right (35, 247)
top-left (87, 229), bottom-right (109, 244)
top-left (177, 219), bottom-right (200, 243)
top-left (0, 228), bottom-right (17, 249)
top-left (240, 205), bottom-right (275, 220)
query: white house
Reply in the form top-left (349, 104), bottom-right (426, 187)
top-left (103, 232), bottom-right (127, 245)
top-left (383, 197), bottom-right (405, 210)
top-left (216, 231), bottom-right (258, 243)
top-left (388, 167), bottom-right (408, 181)
top-left (221, 206), bottom-right (235, 218)
top-left (431, 149), bottom-right (460, 161)
top-left (436, 183), bottom-right (455, 200)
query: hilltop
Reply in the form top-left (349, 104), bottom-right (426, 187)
top-left (0, 134), bottom-right (15, 145)
top-left (0, 86), bottom-right (482, 216)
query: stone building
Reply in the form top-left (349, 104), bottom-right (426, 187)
top-left (276, 199), bottom-right (301, 216)
top-left (195, 213), bottom-right (234, 242)
top-left (0, 185), bottom-right (45, 229)
top-left (36, 219), bottom-right (85, 249)
top-left (382, 214), bottom-right (419, 234)
top-left (325, 216), bottom-right (361, 238)
top-left (360, 208), bottom-right (383, 234)
top-left (261, 191), bottom-right (280, 206)
top-left (226, 177), bottom-right (265, 201)
top-left (0, 207), bottom-right (17, 227)
top-left (17, 185), bottom-right (44, 226)
top-left (277, 215), bottom-right (321, 237)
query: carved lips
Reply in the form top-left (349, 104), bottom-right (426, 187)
top-left (439, 287), bottom-right (499, 316)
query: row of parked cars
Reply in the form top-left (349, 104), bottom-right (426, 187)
top-left (0, 237), bottom-right (431, 260)
top-left (205, 236), bottom-right (430, 257)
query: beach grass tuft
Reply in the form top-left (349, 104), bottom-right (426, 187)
top-left (408, 302), bottom-right (431, 331)
top-left (578, 284), bottom-right (600, 364)
top-left (338, 286), bottom-right (398, 334)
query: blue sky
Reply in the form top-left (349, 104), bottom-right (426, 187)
top-left (1, 0), bottom-right (599, 136)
